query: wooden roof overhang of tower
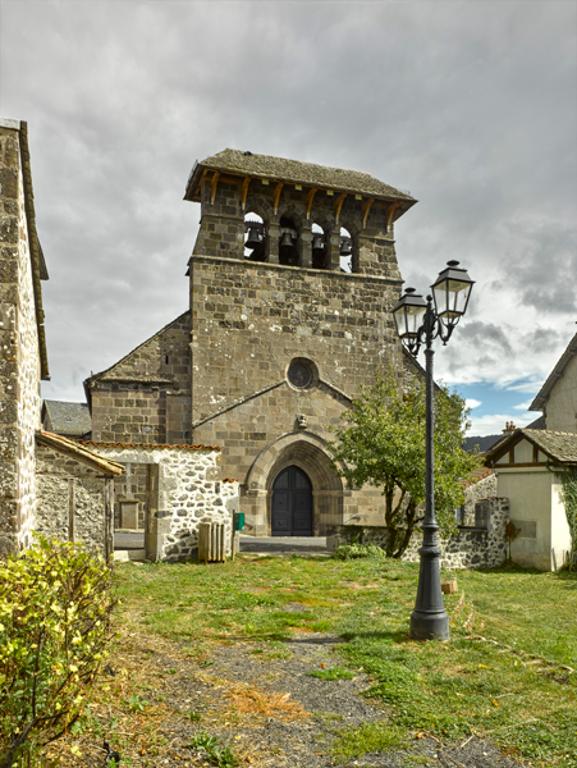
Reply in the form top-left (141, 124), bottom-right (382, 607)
top-left (183, 148), bottom-right (417, 223)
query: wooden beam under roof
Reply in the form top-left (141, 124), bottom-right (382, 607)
top-left (273, 182), bottom-right (285, 215)
top-left (210, 171), bottom-right (220, 205)
top-left (335, 193), bottom-right (347, 225)
top-left (386, 202), bottom-right (399, 231)
top-left (241, 177), bottom-right (251, 210)
top-left (362, 198), bottom-right (374, 229)
top-left (305, 188), bottom-right (318, 220)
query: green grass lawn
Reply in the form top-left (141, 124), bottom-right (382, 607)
top-left (113, 556), bottom-right (577, 767)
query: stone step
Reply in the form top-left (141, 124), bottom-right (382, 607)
top-left (114, 549), bottom-right (146, 562)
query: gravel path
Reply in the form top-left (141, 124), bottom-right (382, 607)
top-left (144, 630), bottom-right (525, 768)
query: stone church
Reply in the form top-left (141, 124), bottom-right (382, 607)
top-left (85, 149), bottom-right (418, 537)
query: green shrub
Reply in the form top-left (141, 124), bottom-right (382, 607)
top-left (333, 543), bottom-right (386, 560)
top-left (0, 537), bottom-right (114, 768)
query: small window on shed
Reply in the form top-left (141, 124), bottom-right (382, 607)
top-left (474, 500), bottom-right (491, 529)
top-left (244, 212), bottom-right (266, 261)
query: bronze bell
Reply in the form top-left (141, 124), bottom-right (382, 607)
top-left (245, 226), bottom-right (262, 249)
top-left (312, 234), bottom-right (325, 250)
top-left (280, 230), bottom-right (294, 248)
top-left (340, 236), bottom-right (352, 256)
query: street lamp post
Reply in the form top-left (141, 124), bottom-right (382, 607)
top-left (392, 260), bottom-right (474, 641)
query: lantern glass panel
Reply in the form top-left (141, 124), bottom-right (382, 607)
top-left (393, 302), bottom-right (426, 339)
top-left (433, 277), bottom-right (472, 322)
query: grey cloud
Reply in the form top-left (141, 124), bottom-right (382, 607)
top-left (0, 0), bottom-right (576, 399)
top-left (502, 224), bottom-right (577, 314)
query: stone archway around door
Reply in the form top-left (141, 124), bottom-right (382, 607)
top-left (243, 433), bottom-right (344, 537)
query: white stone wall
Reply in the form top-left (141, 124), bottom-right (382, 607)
top-left (496, 468), bottom-right (553, 570)
top-left (92, 445), bottom-right (239, 562)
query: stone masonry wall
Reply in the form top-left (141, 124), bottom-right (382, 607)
top-left (189, 253), bottom-right (415, 532)
top-left (35, 443), bottom-right (112, 557)
top-left (190, 255), bottom-right (405, 424)
top-left (194, 178), bottom-right (402, 278)
top-left (89, 312), bottom-right (191, 444)
top-left (91, 444), bottom-right (239, 562)
top-left (463, 472), bottom-right (497, 525)
top-left (0, 123), bottom-right (41, 556)
top-left (329, 497), bottom-right (510, 570)
top-left (403, 497), bottom-right (510, 569)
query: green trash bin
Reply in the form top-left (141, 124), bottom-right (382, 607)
top-left (233, 512), bottom-right (245, 531)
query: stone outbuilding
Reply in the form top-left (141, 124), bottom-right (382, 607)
top-left (35, 432), bottom-right (123, 559)
top-left (84, 442), bottom-right (239, 561)
top-left (85, 149), bottom-right (422, 538)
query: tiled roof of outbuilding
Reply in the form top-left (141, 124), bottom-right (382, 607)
top-left (36, 432), bottom-right (124, 475)
top-left (485, 428), bottom-right (577, 466)
top-left (82, 441), bottom-right (221, 452)
top-left (185, 148), bottom-right (417, 204)
top-left (523, 429), bottom-right (577, 464)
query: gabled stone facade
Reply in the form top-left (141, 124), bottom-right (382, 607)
top-left (87, 149), bottom-right (420, 536)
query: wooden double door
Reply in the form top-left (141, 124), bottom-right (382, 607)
top-left (271, 465), bottom-right (313, 536)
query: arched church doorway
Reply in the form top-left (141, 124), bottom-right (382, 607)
top-left (271, 465), bottom-right (313, 536)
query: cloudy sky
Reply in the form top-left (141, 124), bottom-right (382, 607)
top-left (1, 0), bottom-right (576, 435)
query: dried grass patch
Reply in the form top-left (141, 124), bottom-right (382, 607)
top-left (202, 674), bottom-right (310, 722)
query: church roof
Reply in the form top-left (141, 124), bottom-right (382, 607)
top-left (185, 148), bottom-right (417, 205)
top-left (42, 400), bottom-right (92, 437)
top-left (530, 331), bottom-right (577, 412)
top-left (84, 311), bottom-right (190, 395)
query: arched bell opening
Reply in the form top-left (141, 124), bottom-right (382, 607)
top-left (279, 215), bottom-right (299, 266)
top-left (339, 226), bottom-right (354, 273)
top-left (311, 222), bottom-right (328, 269)
top-left (244, 212), bottom-right (267, 261)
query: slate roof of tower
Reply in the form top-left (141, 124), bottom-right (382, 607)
top-left (530, 331), bottom-right (577, 411)
top-left (485, 428), bottom-right (577, 466)
top-left (185, 149), bottom-right (417, 204)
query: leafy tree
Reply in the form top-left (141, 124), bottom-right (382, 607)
top-left (331, 371), bottom-right (480, 557)
top-left (0, 537), bottom-right (114, 768)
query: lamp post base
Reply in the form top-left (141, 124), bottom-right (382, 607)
top-left (410, 609), bottom-right (449, 641)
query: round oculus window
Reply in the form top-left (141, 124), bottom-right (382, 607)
top-left (287, 358), bottom-right (317, 389)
